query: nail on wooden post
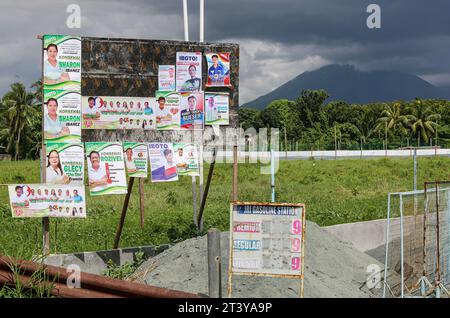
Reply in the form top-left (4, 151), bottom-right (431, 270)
top-left (207, 228), bottom-right (222, 298)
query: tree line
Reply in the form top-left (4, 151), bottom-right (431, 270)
top-left (0, 82), bottom-right (42, 160)
top-left (239, 89), bottom-right (450, 151)
top-left (1, 83), bottom-right (450, 160)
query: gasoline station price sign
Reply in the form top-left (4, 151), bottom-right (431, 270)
top-left (228, 202), bottom-right (306, 297)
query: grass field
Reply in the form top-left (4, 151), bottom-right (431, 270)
top-left (0, 156), bottom-right (449, 258)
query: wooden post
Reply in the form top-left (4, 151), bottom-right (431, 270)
top-left (192, 176), bottom-right (198, 226)
top-left (139, 178), bottom-right (145, 229)
top-left (207, 228), bottom-right (222, 298)
top-left (232, 144), bottom-right (238, 202)
top-left (197, 145), bottom-right (218, 233)
top-left (42, 217), bottom-right (50, 255)
top-left (191, 130), bottom-right (198, 228)
top-left (114, 177), bottom-right (135, 249)
top-left (41, 146), bottom-right (50, 255)
top-left (39, 35), bottom-right (50, 256)
top-left (199, 131), bottom-right (204, 210)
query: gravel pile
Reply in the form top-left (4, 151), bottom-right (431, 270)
top-left (132, 221), bottom-right (383, 297)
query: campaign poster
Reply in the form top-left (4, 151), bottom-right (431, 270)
top-left (82, 96), bottom-right (156, 130)
top-left (176, 52), bottom-right (202, 92)
top-left (43, 35), bottom-right (81, 92)
top-left (179, 92), bottom-right (204, 130)
top-left (43, 89), bottom-right (81, 143)
top-left (158, 65), bottom-right (176, 91)
top-left (205, 53), bottom-right (231, 87)
top-left (123, 142), bottom-right (148, 178)
top-left (154, 91), bottom-right (180, 130)
top-left (46, 142), bottom-right (84, 185)
top-left (173, 143), bottom-right (199, 176)
top-left (205, 92), bottom-right (230, 125)
top-left (148, 143), bottom-right (178, 183)
top-left (9, 184), bottom-right (86, 218)
top-left (85, 142), bottom-right (128, 196)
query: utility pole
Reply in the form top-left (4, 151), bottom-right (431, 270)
top-left (385, 121), bottom-right (388, 157)
top-left (271, 147), bottom-right (275, 202)
top-left (183, 0), bottom-right (189, 41)
top-left (284, 126), bottom-right (287, 159)
top-left (334, 124), bottom-right (337, 160)
top-left (436, 119), bottom-right (439, 149)
top-left (360, 136), bottom-right (363, 159)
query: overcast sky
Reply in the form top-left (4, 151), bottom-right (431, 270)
top-left (0, 0), bottom-right (449, 103)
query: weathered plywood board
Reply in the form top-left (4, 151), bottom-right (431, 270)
top-left (81, 37), bottom-right (239, 143)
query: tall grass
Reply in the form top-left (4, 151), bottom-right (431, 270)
top-left (0, 253), bottom-right (57, 298)
top-left (0, 157), bottom-right (449, 256)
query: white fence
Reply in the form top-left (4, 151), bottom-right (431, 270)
top-left (215, 148), bottom-right (450, 160)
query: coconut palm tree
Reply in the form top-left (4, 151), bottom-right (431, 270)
top-left (31, 79), bottom-right (43, 106)
top-left (405, 100), bottom-right (441, 147)
top-left (0, 82), bottom-right (39, 160)
top-left (378, 102), bottom-right (408, 131)
top-left (350, 104), bottom-right (380, 146)
top-left (376, 102), bottom-right (409, 148)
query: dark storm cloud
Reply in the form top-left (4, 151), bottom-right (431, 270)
top-left (145, 0), bottom-right (450, 45)
top-left (0, 0), bottom-right (449, 102)
top-left (133, 0), bottom-right (450, 93)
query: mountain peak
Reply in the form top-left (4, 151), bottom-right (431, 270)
top-left (243, 64), bottom-right (449, 109)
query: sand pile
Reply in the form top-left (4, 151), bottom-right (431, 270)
top-left (132, 221), bottom-right (383, 297)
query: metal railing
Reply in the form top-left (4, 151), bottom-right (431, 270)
top-left (383, 184), bottom-right (450, 298)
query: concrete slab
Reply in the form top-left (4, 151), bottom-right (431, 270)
top-left (43, 245), bottom-right (170, 275)
top-left (323, 218), bottom-right (387, 252)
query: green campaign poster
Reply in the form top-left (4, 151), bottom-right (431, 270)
top-left (85, 142), bottom-right (128, 196)
top-left (43, 35), bottom-right (81, 92)
top-left (45, 142), bottom-right (84, 185)
top-left (43, 89), bottom-right (81, 143)
top-left (123, 142), bottom-right (148, 178)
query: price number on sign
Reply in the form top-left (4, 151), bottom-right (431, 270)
top-left (291, 220), bottom-right (302, 235)
top-left (291, 257), bottom-right (301, 271)
top-left (291, 238), bottom-right (301, 253)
